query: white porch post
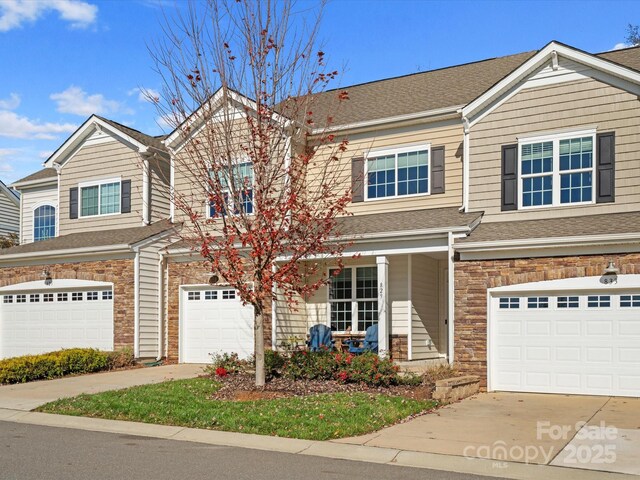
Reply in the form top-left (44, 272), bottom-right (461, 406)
top-left (376, 256), bottom-right (389, 356)
top-left (271, 264), bottom-right (277, 350)
top-left (447, 232), bottom-right (455, 365)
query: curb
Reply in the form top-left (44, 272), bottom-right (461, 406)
top-left (0, 408), bottom-right (634, 480)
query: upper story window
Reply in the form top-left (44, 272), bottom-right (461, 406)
top-left (519, 130), bottom-right (595, 209)
top-left (366, 145), bottom-right (430, 200)
top-left (80, 179), bottom-right (121, 217)
top-left (209, 162), bottom-right (253, 217)
top-left (33, 204), bottom-right (56, 242)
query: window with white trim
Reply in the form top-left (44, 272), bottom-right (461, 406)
top-left (43, 293), bottom-right (54, 302)
top-left (587, 295), bottom-right (610, 308)
top-left (519, 131), bottom-right (595, 209)
top-left (57, 293), bottom-right (68, 302)
top-left (3, 295), bottom-right (13, 304)
top-left (102, 290), bottom-right (113, 300)
top-left (80, 180), bottom-right (121, 217)
top-left (329, 267), bottom-right (378, 332)
top-left (16, 294), bottom-right (26, 303)
top-left (366, 145), bottom-right (430, 200)
top-left (87, 292), bottom-right (99, 301)
top-left (620, 295), bottom-right (640, 308)
top-left (205, 291), bottom-right (218, 300)
top-left (222, 290), bottom-right (236, 300)
top-left (188, 291), bottom-right (200, 301)
top-left (29, 294), bottom-right (40, 303)
top-left (33, 205), bottom-right (56, 242)
top-left (527, 296), bottom-right (549, 309)
top-left (209, 162), bottom-right (253, 217)
top-left (72, 292), bottom-right (83, 301)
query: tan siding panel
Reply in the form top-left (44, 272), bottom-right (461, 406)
top-left (411, 254), bottom-right (440, 359)
top-left (18, 185), bottom-right (57, 244)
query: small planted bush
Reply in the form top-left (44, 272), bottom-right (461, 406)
top-left (0, 348), bottom-right (123, 385)
top-left (205, 352), bottom-right (249, 377)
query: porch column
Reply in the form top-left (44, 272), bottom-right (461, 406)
top-left (376, 256), bottom-right (389, 356)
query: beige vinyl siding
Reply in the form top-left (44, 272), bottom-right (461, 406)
top-left (59, 138), bottom-right (144, 235)
top-left (149, 157), bottom-right (171, 222)
top-left (469, 77), bottom-right (640, 221)
top-left (274, 290), bottom-right (308, 348)
top-left (410, 254), bottom-right (441, 359)
top-left (0, 189), bottom-right (19, 237)
top-left (18, 184), bottom-right (57, 244)
top-left (138, 237), bottom-right (173, 358)
top-left (311, 119), bottom-right (464, 216)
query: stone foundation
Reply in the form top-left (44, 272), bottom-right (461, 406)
top-left (390, 334), bottom-right (408, 361)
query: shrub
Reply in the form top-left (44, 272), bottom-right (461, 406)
top-left (281, 350), bottom-right (402, 387)
top-left (106, 348), bottom-right (135, 370)
top-left (264, 349), bottom-right (285, 379)
top-left (205, 352), bottom-right (248, 377)
top-left (0, 348), bottom-right (115, 385)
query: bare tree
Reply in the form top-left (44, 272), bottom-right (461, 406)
top-left (626, 24), bottom-right (640, 46)
top-left (0, 233), bottom-right (18, 249)
top-left (151, 0), bottom-right (352, 385)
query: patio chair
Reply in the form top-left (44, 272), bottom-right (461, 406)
top-left (306, 324), bottom-right (335, 351)
top-left (344, 324), bottom-right (379, 354)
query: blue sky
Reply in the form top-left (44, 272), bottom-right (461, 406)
top-left (0, 0), bottom-right (638, 184)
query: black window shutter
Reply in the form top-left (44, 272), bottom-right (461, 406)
top-left (69, 187), bottom-right (78, 219)
top-left (351, 157), bottom-right (365, 203)
top-left (121, 179), bottom-right (132, 213)
top-left (501, 144), bottom-right (518, 211)
top-left (431, 146), bottom-right (445, 194)
top-left (596, 132), bottom-right (615, 204)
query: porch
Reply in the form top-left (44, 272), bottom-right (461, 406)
top-left (272, 250), bottom-right (452, 362)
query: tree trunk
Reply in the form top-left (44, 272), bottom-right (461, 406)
top-left (254, 309), bottom-right (265, 387)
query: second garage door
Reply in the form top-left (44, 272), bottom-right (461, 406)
top-left (490, 286), bottom-right (640, 397)
top-left (181, 287), bottom-right (254, 363)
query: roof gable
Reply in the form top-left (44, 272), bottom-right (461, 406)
top-left (44, 115), bottom-right (166, 168)
top-left (462, 41), bottom-right (640, 126)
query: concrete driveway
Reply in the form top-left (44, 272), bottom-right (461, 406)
top-left (334, 392), bottom-right (640, 476)
top-left (0, 364), bottom-right (205, 411)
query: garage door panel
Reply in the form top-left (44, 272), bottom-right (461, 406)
top-left (181, 287), bottom-right (254, 363)
top-left (491, 291), bottom-right (640, 397)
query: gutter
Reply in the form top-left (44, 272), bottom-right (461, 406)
top-left (454, 232), bottom-right (640, 252)
top-left (0, 244), bottom-right (132, 263)
top-left (11, 177), bottom-right (58, 189)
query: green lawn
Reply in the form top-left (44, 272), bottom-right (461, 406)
top-left (37, 377), bottom-right (434, 440)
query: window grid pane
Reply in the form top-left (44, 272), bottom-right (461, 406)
top-left (588, 295), bottom-right (610, 308)
top-left (357, 300), bottom-right (378, 331)
top-left (558, 296), bottom-right (579, 308)
top-left (560, 172), bottom-right (592, 204)
top-left (397, 150), bottom-right (428, 196)
top-left (527, 297), bottom-right (549, 309)
top-left (559, 137), bottom-right (593, 171)
top-left (33, 205), bottom-right (56, 242)
top-left (620, 295), bottom-right (640, 307)
top-left (499, 297), bottom-right (520, 309)
top-left (81, 186), bottom-right (99, 216)
top-left (331, 301), bottom-right (352, 332)
top-left (356, 267), bottom-right (377, 299)
top-left (521, 142), bottom-right (553, 175)
top-left (367, 155), bottom-right (396, 199)
top-left (100, 182), bottom-right (121, 214)
top-left (522, 175), bottom-right (552, 207)
top-left (329, 268), bottom-right (352, 300)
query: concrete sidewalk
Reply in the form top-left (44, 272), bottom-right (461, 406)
top-left (0, 408), bottom-right (630, 480)
top-left (0, 363), bottom-right (205, 411)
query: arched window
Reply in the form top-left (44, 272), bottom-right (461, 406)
top-left (33, 205), bottom-right (56, 242)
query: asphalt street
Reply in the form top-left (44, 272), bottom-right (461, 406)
top-left (0, 421), bottom-right (495, 480)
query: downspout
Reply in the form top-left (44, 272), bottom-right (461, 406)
top-left (169, 147), bottom-right (175, 222)
top-left (447, 231), bottom-right (455, 365)
top-left (459, 116), bottom-right (470, 212)
top-left (18, 185), bottom-right (23, 244)
top-left (133, 247), bottom-right (140, 358)
top-left (54, 162), bottom-right (62, 238)
top-left (142, 155), bottom-right (150, 225)
top-left (271, 264), bottom-right (277, 350)
top-left (157, 252), bottom-right (166, 360)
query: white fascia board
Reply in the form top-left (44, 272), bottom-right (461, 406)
top-left (0, 278), bottom-right (113, 293)
top-left (130, 227), bottom-right (179, 250)
top-left (45, 115), bottom-right (148, 167)
top-left (0, 244), bottom-right (132, 263)
top-left (0, 181), bottom-right (19, 207)
top-left (164, 89), bottom-right (292, 150)
top-left (10, 177), bottom-right (57, 189)
top-left (488, 274), bottom-right (640, 294)
top-left (462, 42), bottom-right (640, 121)
top-left (310, 105), bottom-right (464, 136)
top-left (454, 232), bottom-right (640, 252)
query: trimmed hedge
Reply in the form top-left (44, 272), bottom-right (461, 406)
top-left (0, 348), bottom-right (134, 385)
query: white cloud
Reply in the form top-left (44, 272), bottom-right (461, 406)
top-left (39, 150), bottom-right (54, 159)
top-left (50, 85), bottom-right (132, 116)
top-left (0, 148), bottom-right (16, 174)
top-left (0, 93), bottom-right (20, 110)
top-left (128, 87), bottom-right (161, 103)
top-left (611, 42), bottom-right (628, 51)
top-left (0, 0), bottom-right (97, 32)
top-left (0, 110), bottom-right (77, 140)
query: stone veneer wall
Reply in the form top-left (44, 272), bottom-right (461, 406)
top-left (454, 253), bottom-right (640, 386)
top-left (390, 334), bottom-right (408, 362)
top-left (0, 259), bottom-right (136, 350)
top-left (166, 259), bottom-right (272, 361)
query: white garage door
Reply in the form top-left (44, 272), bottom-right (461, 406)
top-left (0, 280), bottom-right (114, 359)
top-left (490, 287), bottom-right (640, 397)
top-left (181, 287), bottom-right (254, 363)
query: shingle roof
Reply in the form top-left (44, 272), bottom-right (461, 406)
top-left (0, 219), bottom-right (177, 258)
top-left (306, 51), bottom-right (538, 128)
top-left (457, 211), bottom-right (640, 245)
top-left (13, 168), bottom-right (57, 186)
top-left (596, 45), bottom-right (640, 73)
top-left (336, 207), bottom-right (482, 237)
top-left (95, 116), bottom-right (168, 153)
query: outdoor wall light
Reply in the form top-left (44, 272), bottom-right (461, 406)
top-left (208, 274), bottom-right (219, 285)
top-left (42, 269), bottom-right (53, 286)
top-left (601, 261), bottom-right (619, 285)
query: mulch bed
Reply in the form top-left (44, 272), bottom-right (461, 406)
top-left (209, 373), bottom-right (434, 401)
